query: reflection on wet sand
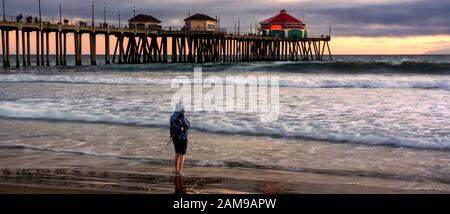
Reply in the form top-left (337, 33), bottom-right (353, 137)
top-left (263, 181), bottom-right (280, 194)
top-left (174, 175), bottom-right (187, 194)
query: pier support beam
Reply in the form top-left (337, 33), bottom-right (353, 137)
top-left (90, 33), bottom-right (96, 65)
top-left (4, 30), bottom-right (10, 67)
top-left (141, 36), bottom-right (147, 63)
top-left (172, 36), bottom-right (177, 63)
top-left (26, 31), bottom-right (30, 66)
top-left (326, 41), bottom-right (332, 60)
top-left (74, 32), bottom-right (78, 65)
top-left (2, 30), bottom-right (10, 67)
top-left (79, 33), bottom-right (82, 65)
top-left (118, 35), bottom-right (124, 64)
top-left (162, 36), bottom-right (168, 63)
top-left (63, 33), bottom-right (67, 65)
top-left (36, 30), bottom-right (40, 66)
top-left (41, 31), bottom-right (44, 66)
top-left (15, 30), bottom-right (19, 67)
top-left (1, 30), bottom-right (4, 67)
top-left (6, 30), bottom-right (10, 67)
top-left (79, 33), bottom-right (83, 65)
top-left (112, 35), bottom-right (118, 64)
top-left (105, 34), bottom-right (110, 64)
top-left (182, 37), bottom-right (187, 63)
top-left (74, 32), bottom-right (82, 66)
top-left (46, 32), bottom-right (50, 66)
top-left (55, 32), bottom-right (60, 66)
top-left (59, 32), bottom-right (63, 65)
top-left (22, 30), bottom-right (26, 67)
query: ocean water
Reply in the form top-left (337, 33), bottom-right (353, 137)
top-left (1, 55), bottom-right (450, 192)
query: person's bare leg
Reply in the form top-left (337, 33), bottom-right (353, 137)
top-left (177, 155), bottom-right (182, 174)
top-left (174, 154), bottom-right (180, 173)
top-left (179, 155), bottom-right (185, 174)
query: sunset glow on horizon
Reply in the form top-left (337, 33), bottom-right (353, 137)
top-left (3, 32), bottom-right (449, 56)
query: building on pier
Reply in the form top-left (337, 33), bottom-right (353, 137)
top-left (184, 13), bottom-right (217, 32)
top-left (128, 14), bottom-right (162, 30)
top-left (259, 9), bottom-right (307, 39)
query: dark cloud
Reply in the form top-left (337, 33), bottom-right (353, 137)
top-left (4, 0), bottom-right (450, 37)
top-left (301, 0), bottom-right (450, 36)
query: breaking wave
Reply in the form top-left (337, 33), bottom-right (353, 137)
top-left (255, 60), bottom-right (450, 73)
top-left (2, 58), bottom-right (450, 73)
top-left (0, 102), bottom-right (449, 151)
top-left (1, 74), bottom-right (449, 90)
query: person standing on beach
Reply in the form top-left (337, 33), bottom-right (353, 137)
top-left (170, 102), bottom-right (190, 175)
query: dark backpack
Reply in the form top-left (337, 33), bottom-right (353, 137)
top-left (170, 118), bottom-right (186, 141)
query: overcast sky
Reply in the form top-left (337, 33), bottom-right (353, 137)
top-left (5, 0), bottom-right (450, 37)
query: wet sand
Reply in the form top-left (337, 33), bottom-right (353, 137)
top-left (0, 183), bottom-right (123, 194)
top-left (1, 166), bottom-right (448, 194)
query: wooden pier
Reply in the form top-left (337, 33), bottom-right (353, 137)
top-left (0, 19), bottom-right (332, 67)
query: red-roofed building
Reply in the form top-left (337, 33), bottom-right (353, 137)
top-left (259, 10), bottom-right (307, 39)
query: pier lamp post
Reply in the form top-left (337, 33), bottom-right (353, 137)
top-left (38, 0), bottom-right (42, 24)
top-left (133, 6), bottom-right (136, 32)
top-left (2, 0), bottom-right (4, 22)
top-left (90, 0), bottom-right (94, 27)
top-left (238, 19), bottom-right (240, 35)
top-left (118, 10), bottom-right (120, 28)
top-left (103, 7), bottom-right (106, 25)
top-left (58, 2), bottom-right (62, 24)
top-left (329, 25), bottom-right (332, 37)
top-left (217, 16), bottom-right (220, 32)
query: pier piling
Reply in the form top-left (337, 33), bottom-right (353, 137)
top-left (45, 32), bottom-right (49, 66)
top-left (63, 32), bottom-right (67, 65)
top-left (5, 30), bottom-right (10, 67)
top-left (36, 30), bottom-right (40, 66)
top-left (26, 31), bottom-right (30, 66)
top-left (15, 30), bottom-right (19, 67)
top-left (105, 34), bottom-right (110, 64)
top-left (59, 32), bottom-right (63, 65)
top-left (90, 33), bottom-right (96, 65)
top-left (21, 30), bottom-right (26, 67)
top-left (75, 32), bottom-right (82, 66)
top-left (55, 32), bottom-right (59, 66)
top-left (41, 31), bottom-right (44, 66)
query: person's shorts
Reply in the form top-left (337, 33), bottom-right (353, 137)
top-left (173, 137), bottom-right (188, 155)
